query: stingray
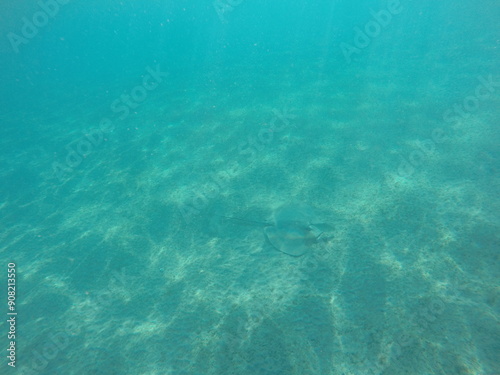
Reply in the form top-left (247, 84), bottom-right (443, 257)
top-left (221, 203), bottom-right (333, 257)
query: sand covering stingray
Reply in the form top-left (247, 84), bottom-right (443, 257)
top-left (222, 203), bottom-right (333, 257)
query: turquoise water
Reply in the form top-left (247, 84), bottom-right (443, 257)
top-left (1, 1), bottom-right (499, 374)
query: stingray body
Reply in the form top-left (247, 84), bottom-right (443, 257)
top-left (222, 203), bottom-right (332, 257)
